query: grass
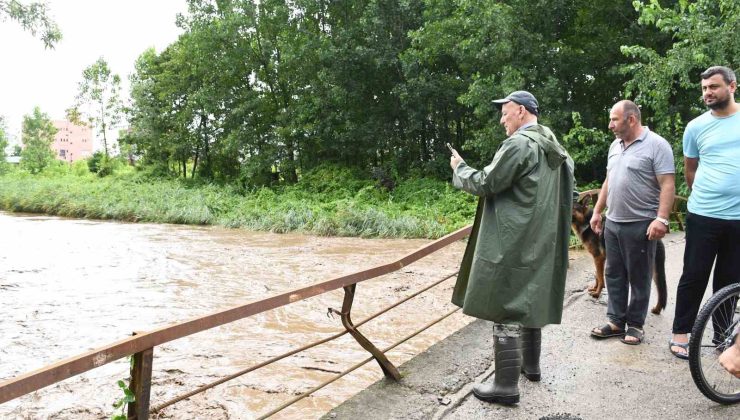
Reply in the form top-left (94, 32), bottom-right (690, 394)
top-left (0, 164), bottom-right (478, 239)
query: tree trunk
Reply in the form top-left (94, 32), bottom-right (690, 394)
top-left (192, 146), bottom-right (199, 179)
top-left (202, 118), bottom-right (210, 178)
top-left (100, 99), bottom-right (109, 157)
top-left (283, 137), bottom-right (298, 183)
top-left (456, 115), bottom-right (464, 146)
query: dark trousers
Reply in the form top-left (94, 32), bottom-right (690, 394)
top-left (604, 219), bottom-right (656, 329)
top-left (672, 212), bottom-right (740, 334)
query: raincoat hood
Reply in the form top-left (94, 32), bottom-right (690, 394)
top-left (520, 125), bottom-right (568, 169)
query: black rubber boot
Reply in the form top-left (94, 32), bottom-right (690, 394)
top-left (473, 335), bottom-right (521, 405)
top-left (521, 327), bottom-right (541, 382)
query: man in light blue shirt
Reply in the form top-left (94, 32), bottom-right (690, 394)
top-left (670, 66), bottom-right (740, 359)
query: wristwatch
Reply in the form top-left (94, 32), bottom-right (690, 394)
top-left (655, 217), bottom-right (670, 227)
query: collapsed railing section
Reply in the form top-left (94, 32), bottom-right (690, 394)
top-left (0, 225), bottom-right (472, 419)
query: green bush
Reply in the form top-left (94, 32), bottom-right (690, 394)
top-left (87, 151), bottom-right (105, 173)
top-left (71, 159), bottom-right (91, 176)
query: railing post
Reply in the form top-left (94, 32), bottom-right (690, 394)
top-left (127, 332), bottom-right (153, 420)
top-left (334, 284), bottom-right (401, 380)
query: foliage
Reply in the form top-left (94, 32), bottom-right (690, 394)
top-left (70, 159), bottom-right (90, 176)
top-left (0, 164), bottom-right (476, 238)
top-left (120, 0), bottom-right (675, 188)
top-left (111, 377), bottom-right (134, 420)
top-left (19, 106), bottom-right (56, 174)
top-left (621, 0), bottom-right (740, 189)
top-left (3, 0), bottom-right (735, 237)
top-left (69, 57), bottom-right (124, 156)
top-left (87, 150), bottom-right (105, 173)
top-left (0, 0), bottom-right (62, 48)
top-left (96, 156), bottom-right (124, 177)
top-left (0, 116), bottom-right (8, 174)
top-left (623, 0), bottom-right (740, 123)
top-left (297, 164), bottom-right (372, 196)
top-left (85, 151), bottom-right (124, 177)
top-left (562, 112), bottom-right (612, 186)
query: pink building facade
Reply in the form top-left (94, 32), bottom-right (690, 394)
top-left (52, 120), bottom-right (93, 162)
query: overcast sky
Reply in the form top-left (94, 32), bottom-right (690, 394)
top-left (0, 0), bottom-right (188, 146)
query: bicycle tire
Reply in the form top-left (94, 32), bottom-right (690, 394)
top-left (689, 282), bottom-right (740, 404)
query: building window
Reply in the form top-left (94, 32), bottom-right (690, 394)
top-left (59, 150), bottom-right (66, 158)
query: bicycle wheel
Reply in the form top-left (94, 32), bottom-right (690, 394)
top-left (689, 282), bottom-right (740, 404)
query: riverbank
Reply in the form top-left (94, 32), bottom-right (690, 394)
top-left (322, 231), bottom-right (740, 420)
top-left (0, 165), bottom-right (477, 239)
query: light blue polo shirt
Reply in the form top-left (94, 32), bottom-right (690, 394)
top-left (683, 110), bottom-right (740, 220)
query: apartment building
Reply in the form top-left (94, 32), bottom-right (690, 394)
top-left (52, 120), bottom-right (93, 162)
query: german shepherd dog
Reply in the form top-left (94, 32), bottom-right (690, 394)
top-left (572, 191), bottom-right (667, 314)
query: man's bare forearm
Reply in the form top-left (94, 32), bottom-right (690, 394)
top-left (656, 174), bottom-right (675, 219)
top-left (684, 157), bottom-right (698, 190)
top-left (593, 178), bottom-right (608, 214)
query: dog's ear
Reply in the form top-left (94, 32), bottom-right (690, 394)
top-left (577, 193), bottom-right (592, 207)
top-left (579, 189), bottom-right (600, 208)
top-left (585, 192), bottom-right (596, 208)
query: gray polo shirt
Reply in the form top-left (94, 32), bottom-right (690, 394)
top-left (606, 127), bottom-right (675, 222)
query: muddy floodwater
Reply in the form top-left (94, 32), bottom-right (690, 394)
top-left (0, 211), bottom-right (471, 419)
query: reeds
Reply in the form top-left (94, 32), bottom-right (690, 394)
top-left (0, 169), bottom-right (475, 239)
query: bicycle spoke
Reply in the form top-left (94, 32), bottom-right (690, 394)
top-left (690, 283), bottom-right (740, 404)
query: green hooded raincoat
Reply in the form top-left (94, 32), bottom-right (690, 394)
top-left (451, 124), bottom-right (574, 328)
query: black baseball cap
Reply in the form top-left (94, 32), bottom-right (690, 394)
top-left (493, 91), bottom-right (539, 116)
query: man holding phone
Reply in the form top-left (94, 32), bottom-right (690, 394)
top-left (449, 91), bottom-right (574, 405)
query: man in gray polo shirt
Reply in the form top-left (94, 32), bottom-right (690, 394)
top-left (589, 100), bottom-right (675, 345)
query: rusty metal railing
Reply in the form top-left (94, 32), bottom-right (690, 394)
top-left (150, 270), bottom-right (461, 415)
top-left (0, 225), bottom-right (472, 418)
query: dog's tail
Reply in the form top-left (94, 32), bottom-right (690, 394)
top-left (651, 239), bottom-right (667, 314)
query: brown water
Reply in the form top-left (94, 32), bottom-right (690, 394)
top-left (0, 212), bottom-right (471, 419)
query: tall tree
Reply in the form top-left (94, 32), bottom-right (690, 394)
top-left (126, 46), bottom-right (193, 177)
top-left (402, 0), bottom-right (670, 183)
top-left (623, 0), bottom-right (740, 136)
top-left (0, 0), bottom-right (61, 48)
top-left (304, 0), bottom-right (423, 172)
top-left (621, 0), bottom-right (740, 192)
top-left (129, 0), bottom-right (322, 183)
top-left (70, 57), bottom-right (124, 157)
top-left (20, 106), bottom-right (56, 174)
top-left (123, 0), bottom-right (676, 187)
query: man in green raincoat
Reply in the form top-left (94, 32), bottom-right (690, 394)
top-left (449, 91), bottom-right (574, 405)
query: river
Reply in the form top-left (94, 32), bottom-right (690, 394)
top-left (0, 212), bottom-right (471, 419)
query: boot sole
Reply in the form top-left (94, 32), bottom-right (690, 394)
top-left (523, 371), bottom-right (541, 382)
top-left (472, 391), bottom-right (520, 405)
